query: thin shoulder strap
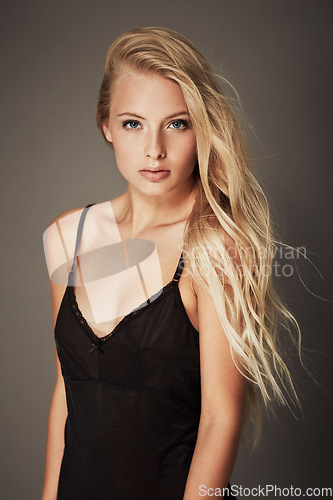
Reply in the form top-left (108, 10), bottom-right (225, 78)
top-left (70, 203), bottom-right (96, 275)
top-left (172, 251), bottom-right (184, 282)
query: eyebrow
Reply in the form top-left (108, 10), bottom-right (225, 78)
top-left (116, 111), bottom-right (190, 120)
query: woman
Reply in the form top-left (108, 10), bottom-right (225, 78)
top-left (41, 27), bottom-right (303, 500)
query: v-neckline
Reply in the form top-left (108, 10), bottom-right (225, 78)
top-left (67, 277), bottom-right (178, 346)
top-left (66, 251), bottom-right (184, 346)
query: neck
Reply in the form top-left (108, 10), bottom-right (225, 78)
top-left (118, 178), bottom-right (197, 235)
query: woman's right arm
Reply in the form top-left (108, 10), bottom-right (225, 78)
top-left (41, 281), bottom-right (68, 500)
top-left (41, 206), bottom-right (85, 499)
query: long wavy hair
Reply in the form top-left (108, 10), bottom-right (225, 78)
top-left (96, 26), bottom-right (306, 448)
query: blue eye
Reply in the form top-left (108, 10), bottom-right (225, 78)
top-left (123, 120), bottom-right (140, 129)
top-left (169, 120), bottom-right (188, 130)
top-left (122, 119), bottom-right (189, 130)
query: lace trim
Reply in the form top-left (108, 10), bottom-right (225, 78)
top-left (67, 278), bottom-right (178, 345)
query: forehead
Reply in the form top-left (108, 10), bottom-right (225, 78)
top-left (110, 70), bottom-right (186, 115)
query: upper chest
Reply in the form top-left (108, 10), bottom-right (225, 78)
top-left (71, 205), bottom-right (199, 337)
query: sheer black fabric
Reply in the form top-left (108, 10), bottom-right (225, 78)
top-left (55, 203), bottom-right (236, 499)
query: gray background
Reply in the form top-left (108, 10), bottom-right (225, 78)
top-left (1, 0), bottom-right (332, 498)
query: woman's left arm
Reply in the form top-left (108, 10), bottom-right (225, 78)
top-left (183, 277), bottom-right (249, 500)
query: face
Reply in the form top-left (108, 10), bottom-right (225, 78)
top-left (102, 70), bottom-right (197, 194)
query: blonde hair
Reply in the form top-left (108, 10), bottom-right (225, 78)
top-left (96, 26), bottom-right (308, 448)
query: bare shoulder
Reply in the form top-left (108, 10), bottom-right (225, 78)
top-left (191, 227), bottom-right (241, 297)
top-left (42, 200), bottom-right (110, 249)
top-left (42, 199), bottom-right (117, 279)
top-left (44, 204), bottom-right (87, 232)
top-left (217, 226), bottom-right (241, 266)
top-left (43, 205), bottom-right (86, 267)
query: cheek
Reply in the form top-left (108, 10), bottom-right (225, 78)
top-left (118, 128), bottom-right (142, 142)
top-left (179, 136), bottom-right (197, 162)
top-left (112, 135), bottom-right (138, 159)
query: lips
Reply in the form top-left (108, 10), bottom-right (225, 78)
top-left (139, 169), bottom-right (171, 180)
top-left (140, 168), bottom-right (170, 172)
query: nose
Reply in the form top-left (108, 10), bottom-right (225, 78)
top-left (145, 129), bottom-right (166, 162)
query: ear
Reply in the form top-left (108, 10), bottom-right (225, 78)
top-left (102, 119), bottom-right (112, 143)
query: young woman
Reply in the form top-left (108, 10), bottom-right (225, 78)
top-left (41, 27), bottom-right (302, 500)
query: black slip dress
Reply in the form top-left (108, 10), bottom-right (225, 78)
top-left (55, 203), bottom-right (236, 499)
